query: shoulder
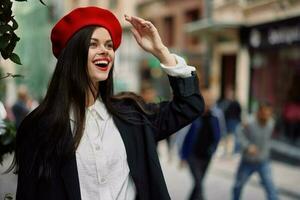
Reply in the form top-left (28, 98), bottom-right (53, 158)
top-left (112, 97), bottom-right (140, 113)
top-left (17, 107), bottom-right (50, 143)
top-left (112, 93), bottom-right (160, 114)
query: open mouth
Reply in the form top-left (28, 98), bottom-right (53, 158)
top-left (93, 58), bottom-right (110, 71)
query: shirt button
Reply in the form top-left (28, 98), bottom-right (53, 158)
top-left (95, 145), bottom-right (100, 151)
top-left (100, 177), bottom-right (106, 184)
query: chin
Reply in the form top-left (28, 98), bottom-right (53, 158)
top-left (96, 75), bottom-right (109, 82)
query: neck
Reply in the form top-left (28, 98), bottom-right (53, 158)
top-left (86, 82), bottom-right (99, 107)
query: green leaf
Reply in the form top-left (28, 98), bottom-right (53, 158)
top-left (12, 74), bottom-right (24, 78)
top-left (1, 50), bottom-right (9, 59)
top-left (10, 17), bottom-right (18, 30)
top-left (9, 53), bottom-right (22, 65)
top-left (2, 1), bottom-right (13, 15)
top-left (3, 37), bottom-right (17, 58)
top-left (0, 25), bottom-right (12, 33)
top-left (39, 0), bottom-right (46, 5)
top-left (0, 33), bottom-right (11, 49)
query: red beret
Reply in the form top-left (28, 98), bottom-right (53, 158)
top-left (51, 6), bottom-right (122, 58)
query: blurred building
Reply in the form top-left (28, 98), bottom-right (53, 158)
top-left (136, 0), bottom-right (204, 99)
top-left (186, 0), bottom-right (300, 162)
top-left (0, 1), bottom-right (55, 107)
top-left (137, 0), bottom-right (202, 58)
top-left (14, 1), bottom-right (54, 100)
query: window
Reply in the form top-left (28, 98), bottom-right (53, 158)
top-left (185, 9), bottom-right (201, 48)
top-left (185, 9), bottom-right (200, 23)
top-left (163, 16), bottom-right (174, 46)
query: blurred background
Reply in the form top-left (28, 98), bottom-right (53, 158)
top-left (0, 0), bottom-right (300, 199)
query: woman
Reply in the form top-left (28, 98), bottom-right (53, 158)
top-left (12, 6), bottom-right (204, 200)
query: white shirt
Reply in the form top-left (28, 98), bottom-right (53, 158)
top-left (72, 54), bottom-right (195, 200)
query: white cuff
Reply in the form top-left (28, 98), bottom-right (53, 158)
top-left (160, 54), bottom-right (196, 78)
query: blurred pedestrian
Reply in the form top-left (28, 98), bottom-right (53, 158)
top-left (12, 85), bottom-right (30, 128)
top-left (180, 90), bottom-right (222, 200)
top-left (10, 6), bottom-right (204, 200)
top-left (27, 97), bottom-right (39, 112)
top-left (218, 87), bottom-right (241, 155)
top-left (140, 80), bottom-right (158, 103)
top-left (232, 102), bottom-right (279, 200)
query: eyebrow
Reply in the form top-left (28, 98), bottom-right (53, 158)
top-left (90, 38), bottom-right (113, 43)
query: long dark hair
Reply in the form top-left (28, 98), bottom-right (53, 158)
top-left (10, 26), bottom-right (156, 179)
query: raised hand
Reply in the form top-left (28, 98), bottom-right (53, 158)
top-left (125, 15), bottom-right (176, 66)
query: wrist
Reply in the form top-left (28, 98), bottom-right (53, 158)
top-left (155, 46), bottom-right (177, 66)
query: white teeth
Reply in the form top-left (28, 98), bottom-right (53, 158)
top-left (94, 60), bottom-right (108, 65)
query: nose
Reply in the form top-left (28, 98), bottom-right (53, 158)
top-left (96, 44), bottom-right (108, 55)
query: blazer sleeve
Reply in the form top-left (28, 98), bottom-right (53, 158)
top-left (147, 73), bottom-right (204, 141)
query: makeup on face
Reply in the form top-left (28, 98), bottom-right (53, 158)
top-left (87, 27), bottom-right (115, 83)
top-left (93, 57), bottom-right (111, 71)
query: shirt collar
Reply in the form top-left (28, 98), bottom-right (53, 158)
top-left (69, 98), bottom-right (110, 122)
top-left (87, 98), bottom-right (109, 120)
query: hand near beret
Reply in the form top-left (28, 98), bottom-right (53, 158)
top-left (125, 15), bottom-right (176, 66)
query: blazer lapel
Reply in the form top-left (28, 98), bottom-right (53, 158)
top-left (61, 153), bottom-right (81, 200)
top-left (113, 115), bottom-right (138, 178)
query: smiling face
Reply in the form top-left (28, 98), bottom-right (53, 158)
top-left (87, 27), bottom-right (115, 85)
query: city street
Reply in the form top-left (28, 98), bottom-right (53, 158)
top-left (1, 0), bottom-right (300, 200)
top-left (0, 142), bottom-right (299, 200)
top-left (158, 141), bottom-right (300, 200)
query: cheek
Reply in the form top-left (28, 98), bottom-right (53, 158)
top-left (110, 51), bottom-right (115, 62)
top-left (88, 50), bottom-right (95, 61)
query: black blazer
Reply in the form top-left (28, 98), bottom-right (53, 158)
top-left (16, 75), bottom-right (204, 200)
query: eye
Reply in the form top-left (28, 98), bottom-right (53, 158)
top-left (89, 41), bottom-right (97, 48)
top-left (105, 42), bottom-right (114, 50)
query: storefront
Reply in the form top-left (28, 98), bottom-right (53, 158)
top-left (241, 16), bottom-right (300, 148)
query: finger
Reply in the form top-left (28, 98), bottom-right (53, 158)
top-left (130, 28), bottom-right (142, 45)
top-left (141, 21), bottom-right (150, 28)
top-left (141, 21), bottom-right (156, 31)
top-left (130, 16), bottom-right (150, 28)
top-left (125, 15), bottom-right (142, 25)
top-left (124, 14), bottom-right (132, 23)
top-left (125, 15), bottom-right (144, 33)
top-left (131, 16), bottom-right (147, 23)
top-left (125, 15), bottom-right (139, 28)
top-left (128, 15), bottom-right (153, 28)
top-left (125, 15), bottom-right (154, 35)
